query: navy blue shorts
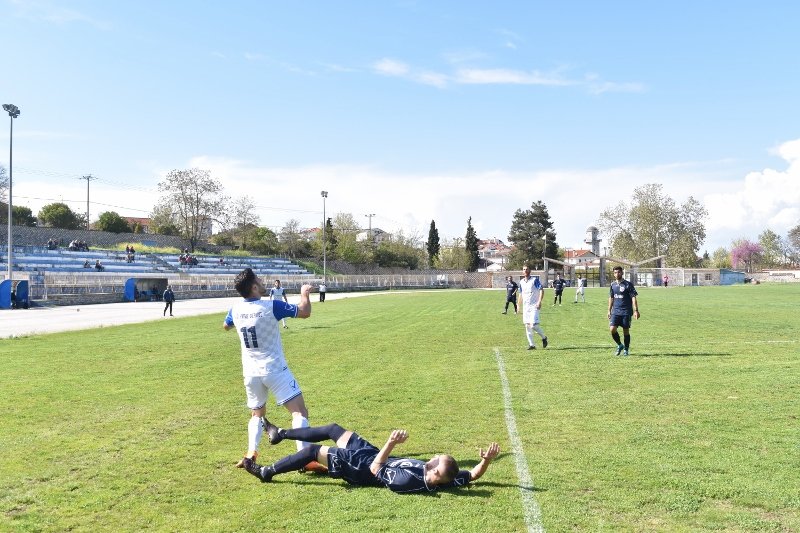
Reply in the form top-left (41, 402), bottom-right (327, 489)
top-left (609, 314), bottom-right (632, 328)
top-left (326, 433), bottom-right (383, 487)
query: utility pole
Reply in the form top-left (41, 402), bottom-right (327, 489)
top-left (364, 213), bottom-right (375, 243)
top-left (79, 174), bottom-right (99, 229)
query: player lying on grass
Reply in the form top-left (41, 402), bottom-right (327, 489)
top-left (242, 418), bottom-right (500, 494)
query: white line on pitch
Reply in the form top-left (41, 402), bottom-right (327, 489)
top-left (493, 347), bottom-right (544, 533)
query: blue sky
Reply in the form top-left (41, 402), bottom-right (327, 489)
top-left (2, 1), bottom-right (799, 252)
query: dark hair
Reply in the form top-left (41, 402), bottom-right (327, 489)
top-left (613, 266), bottom-right (624, 272)
top-left (234, 268), bottom-right (257, 297)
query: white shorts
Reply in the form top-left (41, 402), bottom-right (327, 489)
top-left (576, 287), bottom-right (584, 294)
top-left (243, 368), bottom-right (302, 409)
top-left (522, 305), bottom-right (540, 325)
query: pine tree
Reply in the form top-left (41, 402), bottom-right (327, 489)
top-left (465, 217), bottom-right (480, 272)
top-left (426, 220), bottom-right (441, 266)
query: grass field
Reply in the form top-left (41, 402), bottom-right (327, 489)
top-left (1, 284), bottom-right (799, 532)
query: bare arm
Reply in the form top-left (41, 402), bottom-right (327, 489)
top-left (296, 284), bottom-right (312, 319)
top-left (369, 429), bottom-right (408, 475)
top-left (223, 323), bottom-right (233, 331)
top-left (607, 296), bottom-right (613, 319)
top-left (632, 296), bottom-right (640, 319)
top-left (469, 442), bottom-right (500, 481)
top-left (535, 288), bottom-right (543, 309)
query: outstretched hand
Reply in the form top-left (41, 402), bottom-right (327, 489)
top-left (388, 429), bottom-right (409, 444)
top-left (300, 284), bottom-right (312, 297)
top-left (479, 442), bottom-right (500, 461)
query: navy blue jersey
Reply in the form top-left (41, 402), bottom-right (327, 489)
top-left (377, 458), bottom-right (472, 494)
top-left (506, 281), bottom-right (518, 299)
top-left (327, 433), bottom-right (472, 494)
top-left (552, 278), bottom-right (566, 293)
top-left (609, 279), bottom-right (638, 316)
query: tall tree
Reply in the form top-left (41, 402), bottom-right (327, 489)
top-left (758, 229), bottom-right (783, 267)
top-left (279, 219), bottom-right (311, 258)
top-left (507, 200), bottom-right (558, 270)
top-left (0, 204), bottom-right (36, 226)
top-left (38, 202), bottom-right (83, 229)
top-left (711, 247), bottom-right (732, 269)
top-left (148, 203), bottom-right (181, 236)
top-left (95, 211), bottom-right (132, 233)
top-left (731, 239), bottom-right (763, 273)
top-left (427, 220), bottom-right (441, 266)
top-left (154, 168), bottom-right (228, 251)
top-left (331, 212), bottom-right (365, 263)
top-left (465, 217), bottom-right (480, 272)
top-left (596, 183), bottom-right (707, 266)
top-left (786, 224), bottom-right (800, 266)
top-left (439, 237), bottom-right (469, 270)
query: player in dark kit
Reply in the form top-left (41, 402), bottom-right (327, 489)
top-left (242, 419), bottom-right (500, 494)
top-left (607, 266), bottom-right (640, 356)
top-left (502, 275), bottom-right (518, 314)
top-left (552, 274), bottom-right (566, 306)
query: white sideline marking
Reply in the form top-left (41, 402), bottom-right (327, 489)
top-left (493, 347), bottom-right (544, 533)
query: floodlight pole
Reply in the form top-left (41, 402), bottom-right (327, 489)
top-left (321, 191), bottom-right (328, 280)
top-left (3, 104), bottom-right (20, 282)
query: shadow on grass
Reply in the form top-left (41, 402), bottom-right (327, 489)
top-left (634, 351), bottom-right (732, 357)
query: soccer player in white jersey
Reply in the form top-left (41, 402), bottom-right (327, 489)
top-left (269, 279), bottom-right (289, 329)
top-left (224, 268), bottom-right (323, 472)
top-left (517, 264), bottom-right (548, 350)
top-left (574, 274), bottom-right (586, 303)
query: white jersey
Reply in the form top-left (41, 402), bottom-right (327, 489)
top-left (519, 276), bottom-right (542, 306)
top-left (269, 287), bottom-right (286, 300)
top-left (224, 298), bottom-right (298, 377)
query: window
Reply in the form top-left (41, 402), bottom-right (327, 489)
top-left (705, 273), bottom-right (712, 281)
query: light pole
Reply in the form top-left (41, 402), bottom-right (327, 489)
top-left (542, 233), bottom-right (547, 271)
top-left (3, 104), bottom-right (20, 282)
top-left (321, 191), bottom-right (328, 280)
top-left (364, 213), bottom-right (375, 243)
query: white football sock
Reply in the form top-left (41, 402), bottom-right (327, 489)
top-left (248, 415), bottom-right (263, 454)
top-left (525, 325), bottom-right (535, 346)
top-left (292, 414), bottom-right (310, 451)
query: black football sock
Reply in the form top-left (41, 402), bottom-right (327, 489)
top-left (611, 331), bottom-right (622, 345)
top-left (624, 335), bottom-right (631, 349)
top-left (283, 423), bottom-right (346, 443)
top-left (271, 445), bottom-right (321, 474)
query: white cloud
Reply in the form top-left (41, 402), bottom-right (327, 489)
top-left (10, 0), bottom-right (111, 30)
top-left (455, 68), bottom-right (572, 86)
top-left (373, 58), bottom-right (410, 77)
top-left (703, 139), bottom-right (800, 244)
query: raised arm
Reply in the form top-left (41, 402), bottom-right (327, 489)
top-left (369, 429), bottom-right (408, 475)
top-left (469, 442), bottom-right (500, 482)
top-left (296, 284), bottom-right (313, 319)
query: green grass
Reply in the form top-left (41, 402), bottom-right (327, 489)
top-left (1, 285), bottom-right (798, 532)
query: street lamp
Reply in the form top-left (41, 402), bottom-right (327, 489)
top-left (3, 104), bottom-right (20, 282)
top-left (320, 191), bottom-right (328, 280)
top-left (542, 233), bottom-right (547, 270)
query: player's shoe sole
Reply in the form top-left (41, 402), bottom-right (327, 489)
top-left (235, 451), bottom-right (258, 468)
top-left (262, 417), bottom-right (283, 445)
top-left (300, 461), bottom-right (328, 474)
top-left (242, 457), bottom-right (273, 482)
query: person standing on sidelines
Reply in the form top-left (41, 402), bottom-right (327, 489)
top-left (518, 264), bottom-right (548, 350)
top-left (501, 275), bottom-right (518, 314)
top-left (608, 266), bottom-right (641, 356)
top-left (574, 274), bottom-right (586, 303)
top-left (552, 273), bottom-right (566, 306)
top-left (223, 268), bottom-right (325, 472)
top-left (163, 285), bottom-right (175, 316)
top-left (318, 280), bottom-right (327, 302)
top-left (269, 279), bottom-right (289, 329)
